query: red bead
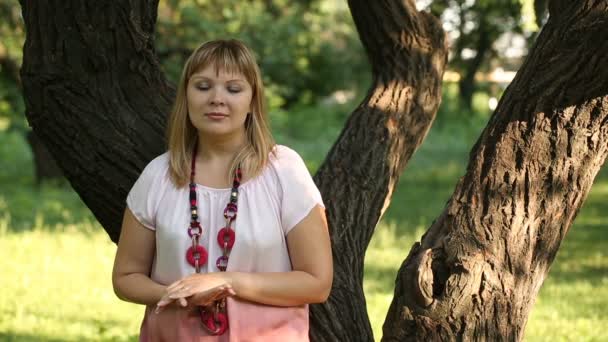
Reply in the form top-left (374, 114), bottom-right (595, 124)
top-left (201, 311), bottom-right (228, 335)
top-left (216, 256), bottom-right (229, 271)
top-left (190, 199), bottom-right (196, 206)
top-left (188, 225), bottom-right (202, 237)
top-left (217, 227), bottom-right (235, 249)
top-left (186, 245), bottom-right (208, 268)
top-left (223, 203), bottom-right (238, 220)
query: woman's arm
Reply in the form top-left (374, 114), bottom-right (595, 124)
top-left (112, 208), bottom-right (166, 306)
top-left (162, 205), bottom-right (333, 307)
top-left (229, 204), bottom-right (333, 305)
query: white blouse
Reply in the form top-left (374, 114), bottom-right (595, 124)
top-left (127, 145), bottom-right (324, 341)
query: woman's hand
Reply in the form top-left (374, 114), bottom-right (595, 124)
top-left (155, 273), bottom-right (235, 313)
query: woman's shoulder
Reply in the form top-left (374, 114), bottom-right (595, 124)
top-left (148, 151), bottom-right (169, 167)
top-left (267, 145), bottom-right (313, 180)
top-left (137, 151), bottom-right (170, 181)
top-left (270, 144), bottom-right (304, 164)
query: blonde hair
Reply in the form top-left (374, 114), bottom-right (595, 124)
top-left (166, 39), bottom-right (275, 188)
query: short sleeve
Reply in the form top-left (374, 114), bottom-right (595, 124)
top-left (126, 154), bottom-right (168, 231)
top-left (273, 146), bottom-right (325, 235)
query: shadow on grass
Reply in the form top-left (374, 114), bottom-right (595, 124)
top-left (0, 186), bottom-right (100, 234)
top-left (364, 262), bottom-right (403, 294)
top-left (547, 222), bottom-right (608, 287)
top-left (0, 131), bottom-right (101, 234)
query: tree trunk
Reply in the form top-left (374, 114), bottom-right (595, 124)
top-left (20, 0), bottom-right (173, 241)
top-left (382, 1), bottom-right (608, 340)
top-left (19, 0), bottom-right (448, 340)
top-left (309, 1), bottom-right (447, 340)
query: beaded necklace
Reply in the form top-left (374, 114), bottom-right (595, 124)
top-left (187, 142), bottom-right (241, 336)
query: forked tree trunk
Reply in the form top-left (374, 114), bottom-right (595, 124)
top-left (382, 1), bottom-right (608, 340)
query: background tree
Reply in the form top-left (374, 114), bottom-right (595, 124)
top-left (426, 0), bottom-right (524, 111)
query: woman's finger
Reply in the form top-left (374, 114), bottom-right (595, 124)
top-left (169, 288), bottom-right (193, 299)
top-left (156, 296), bottom-right (173, 307)
top-left (166, 281), bottom-right (185, 292)
top-left (155, 297), bottom-right (173, 314)
top-left (179, 297), bottom-right (188, 307)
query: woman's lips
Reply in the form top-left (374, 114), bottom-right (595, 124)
top-left (205, 113), bottom-right (228, 120)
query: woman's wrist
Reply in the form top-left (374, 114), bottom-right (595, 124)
top-left (221, 272), bottom-right (237, 293)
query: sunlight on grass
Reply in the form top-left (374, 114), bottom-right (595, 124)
top-left (0, 215), bottom-right (142, 341)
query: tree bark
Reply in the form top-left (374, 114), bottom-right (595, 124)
top-left (20, 0), bottom-right (173, 241)
top-left (382, 1), bottom-right (608, 340)
top-left (309, 1), bottom-right (447, 341)
top-left (19, 0), bottom-right (448, 340)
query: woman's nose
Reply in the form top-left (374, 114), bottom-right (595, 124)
top-left (209, 87), bottom-right (225, 105)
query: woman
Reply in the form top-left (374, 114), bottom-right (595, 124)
top-left (112, 39), bottom-right (333, 341)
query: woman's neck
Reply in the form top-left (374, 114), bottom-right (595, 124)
top-left (196, 131), bottom-right (247, 163)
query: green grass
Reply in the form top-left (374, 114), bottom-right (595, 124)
top-left (0, 225), bottom-right (141, 341)
top-left (1, 113), bottom-right (607, 341)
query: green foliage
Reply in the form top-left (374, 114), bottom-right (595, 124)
top-left (155, 0), bottom-right (367, 113)
top-left (0, 0), bottom-right (26, 132)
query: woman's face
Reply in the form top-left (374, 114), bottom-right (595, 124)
top-left (186, 65), bottom-right (253, 139)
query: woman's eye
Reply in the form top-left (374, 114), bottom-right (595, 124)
top-left (195, 84), bottom-right (210, 91)
top-left (228, 88), bottom-right (241, 93)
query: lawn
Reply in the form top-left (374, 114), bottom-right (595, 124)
top-left (0, 116), bottom-right (606, 341)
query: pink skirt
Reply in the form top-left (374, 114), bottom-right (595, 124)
top-left (139, 298), bottom-right (310, 342)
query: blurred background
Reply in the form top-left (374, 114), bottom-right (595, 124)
top-left (1, 0), bottom-right (606, 340)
